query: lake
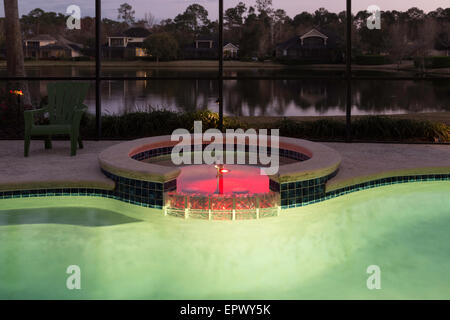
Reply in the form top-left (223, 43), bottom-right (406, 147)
top-left (2, 66), bottom-right (449, 116)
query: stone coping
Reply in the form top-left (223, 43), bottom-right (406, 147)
top-left (98, 135), bottom-right (342, 183)
top-left (99, 136), bottom-right (181, 183)
top-left (326, 166), bottom-right (450, 192)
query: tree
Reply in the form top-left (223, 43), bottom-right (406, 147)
top-left (225, 2), bottom-right (247, 27)
top-left (313, 8), bottom-right (338, 27)
top-left (256, 0), bottom-right (273, 16)
top-left (415, 17), bottom-right (438, 72)
top-left (144, 12), bottom-right (156, 28)
top-left (143, 33), bottom-right (179, 62)
top-left (117, 3), bottom-right (135, 25)
top-left (174, 4), bottom-right (210, 35)
top-left (3, 0), bottom-right (31, 106)
top-left (185, 4), bottom-right (210, 27)
top-left (292, 12), bottom-right (313, 28)
top-left (224, 2), bottom-right (247, 42)
top-left (388, 23), bottom-right (411, 68)
top-left (21, 8), bottom-right (66, 36)
top-left (272, 9), bottom-right (291, 45)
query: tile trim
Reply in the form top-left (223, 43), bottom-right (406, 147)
top-left (1, 174), bottom-right (449, 214)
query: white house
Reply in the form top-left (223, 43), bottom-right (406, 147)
top-left (223, 42), bottom-right (239, 59)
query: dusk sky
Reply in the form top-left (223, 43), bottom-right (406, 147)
top-left (1, 0), bottom-right (449, 20)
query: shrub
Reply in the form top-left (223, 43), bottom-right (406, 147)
top-left (273, 118), bottom-right (346, 140)
top-left (264, 116), bottom-right (449, 142)
top-left (414, 56), bottom-right (450, 69)
top-left (81, 109), bottom-right (245, 139)
top-left (71, 56), bottom-right (91, 62)
top-left (3, 105), bottom-right (449, 143)
top-left (355, 55), bottom-right (391, 65)
top-left (352, 116), bottom-right (450, 142)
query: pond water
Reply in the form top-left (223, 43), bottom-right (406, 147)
top-left (2, 66), bottom-right (449, 116)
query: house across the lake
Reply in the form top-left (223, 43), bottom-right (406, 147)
top-left (276, 28), bottom-right (342, 63)
top-left (183, 36), bottom-right (239, 60)
top-left (223, 43), bottom-right (239, 59)
top-left (24, 34), bottom-right (84, 59)
top-left (106, 27), bottom-right (151, 59)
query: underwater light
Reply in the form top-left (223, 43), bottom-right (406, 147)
top-left (215, 164), bottom-right (230, 174)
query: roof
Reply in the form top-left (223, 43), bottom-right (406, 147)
top-left (39, 36), bottom-right (84, 53)
top-left (277, 28), bottom-right (340, 50)
top-left (300, 29), bottom-right (328, 41)
top-left (122, 27), bottom-right (151, 38)
top-left (41, 44), bottom-right (68, 50)
top-left (26, 34), bottom-right (56, 41)
top-left (224, 42), bottom-right (239, 49)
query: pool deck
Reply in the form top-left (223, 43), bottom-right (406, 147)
top-left (0, 140), bottom-right (449, 192)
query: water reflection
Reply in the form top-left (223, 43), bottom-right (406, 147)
top-left (95, 78), bottom-right (449, 116)
top-left (9, 67), bottom-right (450, 116)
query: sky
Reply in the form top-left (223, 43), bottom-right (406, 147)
top-left (1, 0), bottom-right (449, 20)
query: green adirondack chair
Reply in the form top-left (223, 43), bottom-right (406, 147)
top-left (24, 82), bottom-right (90, 157)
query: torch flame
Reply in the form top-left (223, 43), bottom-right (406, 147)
top-left (10, 90), bottom-right (24, 96)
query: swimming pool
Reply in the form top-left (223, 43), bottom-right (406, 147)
top-left (0, 181), bottom-right (449, 299)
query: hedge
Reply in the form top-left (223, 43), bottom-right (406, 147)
top-left (78, 111), bottom-right (450, 143)
top-left (355, 55), bottom-right (391, 65)
top-left (414, 56), bottom-right (450, 69)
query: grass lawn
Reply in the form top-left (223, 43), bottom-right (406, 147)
top-left (0, 60), bottom-right (283, 69)
top-left (0, 59), bottom-right (448, 74)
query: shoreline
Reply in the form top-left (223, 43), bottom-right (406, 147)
top-left (0, 60), bottom-right (448, 74)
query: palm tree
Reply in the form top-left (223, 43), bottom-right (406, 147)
top-left (3, 0), bottom-right (31, 106)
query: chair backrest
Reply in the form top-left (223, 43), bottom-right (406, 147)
top-left (47, 82), bottom-right (90, 124)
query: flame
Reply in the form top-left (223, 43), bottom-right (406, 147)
top-left (10, 90), bottom-right (24, 96)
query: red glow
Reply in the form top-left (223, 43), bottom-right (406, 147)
top-left (176, 164), bottom-right (269, 195)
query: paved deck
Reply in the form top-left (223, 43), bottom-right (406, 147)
top-left (0, 140), bottom-right (117, 191)
top-left (324, 143), bottom-right (450, 190)
top-left (0, 140), bottom-right (449, 192)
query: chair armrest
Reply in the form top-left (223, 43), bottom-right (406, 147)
top-left (24, 107), bottom-right (48, 128)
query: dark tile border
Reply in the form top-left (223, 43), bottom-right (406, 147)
top-left (101, 169), bottom-right (164, 209)
top-left (1, 172), bottom-right (449, 215)
top-left (281, 173), bottom-right (450, 209)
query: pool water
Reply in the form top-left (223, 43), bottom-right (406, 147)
top-left (0, 182), bottom-right (449, 299)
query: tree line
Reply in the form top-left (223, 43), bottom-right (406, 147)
top-left (0, 1), bottom-right (449, 61)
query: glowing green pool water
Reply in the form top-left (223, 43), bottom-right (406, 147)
top-left (0, 182), bottom-right (449, 299)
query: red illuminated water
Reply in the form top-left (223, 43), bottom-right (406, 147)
top-left (176, 164), bottom-right (270, 195)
